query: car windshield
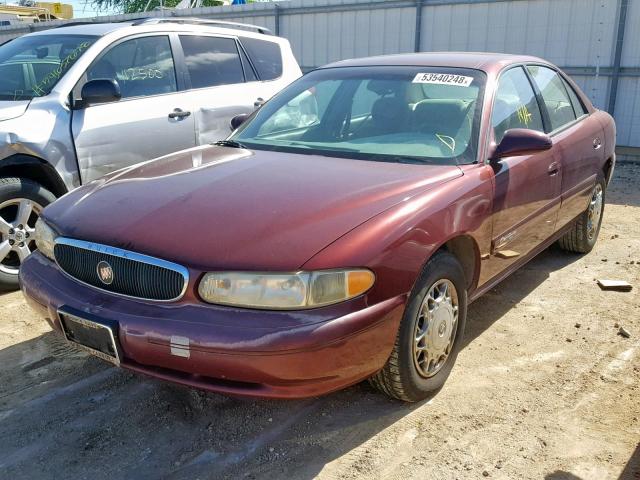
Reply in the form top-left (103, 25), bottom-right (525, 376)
top-left (232, 66), bottom-right (486, 165)
top-left (0, 34), bottom-right (97, 101)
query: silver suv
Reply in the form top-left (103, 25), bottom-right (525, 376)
top-left (0, 18), bottom-right (302, 289)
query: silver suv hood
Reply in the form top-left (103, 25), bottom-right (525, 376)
top-left (0, 101), bottom-right (30, 122)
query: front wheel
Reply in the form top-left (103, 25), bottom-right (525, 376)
top-left (369, 251), bottom-right (468, 402)
top-left (557, 178), bottom-right (605, 254)
top-left (0, 178), bottom-right (56, 291)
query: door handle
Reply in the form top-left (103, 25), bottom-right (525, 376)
top-left (168, 108), bottom-right (191, 119)
top-left (593, 137), bottom-right (602, 149)
top-left (548, 162), bottom-right (560, 176)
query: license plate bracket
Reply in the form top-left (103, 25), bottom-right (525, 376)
top-left (58, 309), bottom-right (121, 365)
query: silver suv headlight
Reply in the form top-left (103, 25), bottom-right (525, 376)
top-left (34, 218), bottom-right (57, 261)
top-left (198, 269), bottom-right (375, 310)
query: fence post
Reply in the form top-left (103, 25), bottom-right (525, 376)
top-left (414, 0), bottom-right (424, 52)
top-left (274, 3), bottom-right (280, 36)
top-left (607, 0), bottom-right (629, 114)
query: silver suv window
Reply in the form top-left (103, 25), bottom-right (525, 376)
top-left (239, 37), bottom-right (282, 80)
top-left (86, 35), bottom-right (177, 99)
top-left (0, 34), bottom-right (96, 100)
top-left (179, 35), bottom-right (244, 88)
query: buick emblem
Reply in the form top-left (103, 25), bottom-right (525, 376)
top-left (96, 261), bottom-right (114, 285)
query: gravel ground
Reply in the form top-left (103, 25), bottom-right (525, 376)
top-left (0, 164), bottom-right (638, 480)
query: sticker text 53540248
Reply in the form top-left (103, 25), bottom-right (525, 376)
top-left (412, 73), bottom-right (474, 87)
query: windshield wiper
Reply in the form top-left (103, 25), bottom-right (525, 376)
top-left (213, 140), bottom-right (246, 149)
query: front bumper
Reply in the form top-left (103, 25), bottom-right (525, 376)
top-left (20, 252), bottom-right (405, 399)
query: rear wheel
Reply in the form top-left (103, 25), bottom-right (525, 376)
top-left (558, 178), bottom-right (605, 254)
top-left (0, 178), bottom-right (56, 291)
top-left (369, 251), bottom-right (468, 402)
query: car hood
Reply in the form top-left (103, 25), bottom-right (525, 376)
top-left (44, 145), bottom-right (462, 271)
top-left (0, 100), bottom-right (30, 122)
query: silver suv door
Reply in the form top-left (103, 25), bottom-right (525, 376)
top-left (176, 34), bottom-right (275, 144)
top-left (72, 34), bottom-right (195, 183)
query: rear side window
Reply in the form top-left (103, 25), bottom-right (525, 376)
top-left (179, 35), bottom-right (244, 89)
top-left (492, 67), bottom-right (545, 143)
top-left (527, 65), bottom-right (577, 131)
top-left (239, 37), bottom-right (282, 80)
top-left (561, 76), bottom-right (587, 117)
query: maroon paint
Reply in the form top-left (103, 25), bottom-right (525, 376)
top-left (20, 53), bottom-right (616, 398)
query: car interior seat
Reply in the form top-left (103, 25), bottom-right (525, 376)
top-left (353, 80), bottom-right (411, 138)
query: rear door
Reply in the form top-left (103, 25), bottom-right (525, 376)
top-left (72, 34), bottom-right (196, 183)
top-left (486, 66), bottom-right (562, 279)
top-left (526, 65), bottom-right (602, 229)
top-left (176, 34), bottom-right (269, 144)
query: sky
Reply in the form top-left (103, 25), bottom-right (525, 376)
top-left (66, 0), bottom-right (118, 18)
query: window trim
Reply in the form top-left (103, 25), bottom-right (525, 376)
top-left (237, 39), bottom-right (260, 83)
top-left (73, 32), bottom-right (181, 107)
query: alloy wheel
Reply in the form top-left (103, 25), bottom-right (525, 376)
top-left (0, 198), bottom-right (43, 275)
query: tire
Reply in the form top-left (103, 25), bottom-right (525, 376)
top-left (369, 251), bottom-right (468, 402)
top-left (557, 177), bottom-right (606, 254)
top-left (0, 178), bottom-right (56, 291)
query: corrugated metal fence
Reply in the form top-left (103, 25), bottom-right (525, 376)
top-left (1, 0), bottom-right (638, 156)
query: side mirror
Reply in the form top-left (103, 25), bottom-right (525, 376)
top-left (490, 129), bottom-right (552, 161)
top-left (230, 113), bottom-right (250, 131)
top-left (80, 79), bottom-right (121, 107)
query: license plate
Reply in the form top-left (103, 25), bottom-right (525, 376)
top-left (59, 312), bottom-right (121, 365)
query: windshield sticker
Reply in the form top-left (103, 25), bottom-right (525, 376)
top-left (412, 73), bottom-right (473, 87)
top-left (31, 41), bottom-right (92, 97)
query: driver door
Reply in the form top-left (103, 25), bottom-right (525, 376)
top-left (486, 66), bottom-right (562, 279)
top-left (71, 35), bottom-right (195, 183)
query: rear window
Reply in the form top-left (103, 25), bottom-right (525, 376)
top-left (239, 37), bottom-right (282, 81)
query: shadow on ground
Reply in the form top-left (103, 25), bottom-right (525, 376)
top-left (619, 443), bottom-right (640, 480)
top-left (0, 245), bottom-right (585, 480)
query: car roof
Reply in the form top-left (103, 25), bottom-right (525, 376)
top-left (320, 52), bottom-right (550, 74)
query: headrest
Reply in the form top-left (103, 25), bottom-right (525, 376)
top-left (367, 80), bottom-right (401, 96)
top-left (413, 99), bottom-right (470, 133)
top-left (371, 96), bottom-right (409, 123)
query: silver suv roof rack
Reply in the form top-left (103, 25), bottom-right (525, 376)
top-left (130, 17), bottom-right (272, 35)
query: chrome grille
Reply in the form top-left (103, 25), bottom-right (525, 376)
top-left (53, 238), bottom-right (188, 301)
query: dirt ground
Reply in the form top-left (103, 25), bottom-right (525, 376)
top-left (0, 164), bottom-right (639, 480)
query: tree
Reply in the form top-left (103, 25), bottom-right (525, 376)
top-left (91, 0), bottom-right (223, 14)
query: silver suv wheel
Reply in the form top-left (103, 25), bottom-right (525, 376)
top-left (0, 198), bottom-right (43, 275)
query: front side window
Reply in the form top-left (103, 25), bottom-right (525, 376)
top-left (492, 67), bottom-right (544, 143)
top-left (0, 34), bottom-right (96, 100)
top-left (527, 65), bottom-right (577, 131)
top-left (179, 35), bottom-right (244, 89)
top-left (232, 66), bottom-right (486, 165)
top-left (86, 36), bottom-right (177, 100)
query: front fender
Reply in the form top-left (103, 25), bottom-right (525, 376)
top-left (302, 164), bottom-right (494, 304)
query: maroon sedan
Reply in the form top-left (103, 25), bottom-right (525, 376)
top-left (20, 53), bottom-right (615, 402)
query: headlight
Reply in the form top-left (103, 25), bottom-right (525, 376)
top-left (34, 218), bottom-right (57, 260)
top-left (198, 269), bottom-right (375, 309)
